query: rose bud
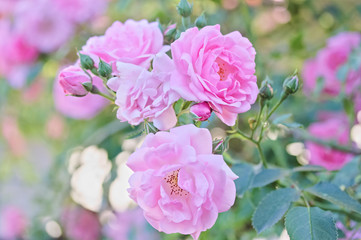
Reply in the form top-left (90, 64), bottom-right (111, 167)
top-left (190, 102), bottom-right (212, 121)
top-left (59, 65), bottom-right (91, 96)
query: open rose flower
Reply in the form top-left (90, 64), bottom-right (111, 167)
top-left (127, 124), bottom-right (238, 239)
top-left (305, 113), bottom-right (353, 171)
top-left (302, 32), bottom-right (361, 96)
top-left (81, 19), bottom-right (168, 70)
top-left (104, 208), bottom-right (160, 240)
top-left (170, 25), bottom-right (258, 126)
top-left (107, 53), bottom-right (179, 130)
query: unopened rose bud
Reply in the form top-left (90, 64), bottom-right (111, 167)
top-left (248, 117), bottom-right (257, 129)
top-left (177, 0), bottom-right (193, 17)
top-left (195, 13), bottom-right (207, 28)
top-left (98, 59), bottom-right (112, 78)
top-left (213, 138), bottom-right (226, 154)
top-left (59, 66), bottom-right (91, 96)
top-left (190, 102), bottom-right (212, 121)
top-left (79, 53), bottom-right (94, 70)
top-left (164, 24), bottom-right (177, 43)
top-left (283, 74), bottom-right (299, 95)
top-left (259, 83), bottom-right (274, 100)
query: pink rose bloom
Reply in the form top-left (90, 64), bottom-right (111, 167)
top-left (62, 206), bottom-right (101, 240)
top-left (81, 19), bottom-right (168, 69)
top-left (127, 124), bottom-right (238, 239)
top-left (170, 25), bottom-right (258, 126)
top-left (59, 65), bottom-right (91, 96)
top-left (15, 0), bottom-right (74, 53)
top-left (53, 69), bottom-right (108, 119)
top-left (305, 113), bottom-right (353, 171)
top-left (107, 53), bottom-right (179, 130)
top-left (104, 208), bottom-right (160, 240)
top-left (0, 206), bottom-right (27, 240)
top-left (54, 0), bottom-right (108, 23)
top-left (190, 102), bottom-right (212, 121)
top-left (302, 32), bottom-right (361, 96)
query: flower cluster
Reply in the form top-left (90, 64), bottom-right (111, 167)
top-left (0, 0), bottom-right (108, 88)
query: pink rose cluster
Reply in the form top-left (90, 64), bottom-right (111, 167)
top-left (58, 20), bottom-right (259, 125)
top-left (0, 0), bottom-right (108, 88)
top-left (305, 112), bottom-right (353, 171)
top-left (302, 32), bottom-right (361, 97)
top-left (127, 124), bottom-right (238, 239)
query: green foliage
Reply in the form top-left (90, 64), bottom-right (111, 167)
top-left (306, 182), bottom-right (361, 214)
top-left (252, 188), bottom-right (300, 233)
top-left (251, 168), bottom-right (286, 188)
top-left (285, 207), bottom-right (337, 240)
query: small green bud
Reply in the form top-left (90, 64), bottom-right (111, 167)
top-left (283, 74), bottom-right (300, 95)
top-left (195, 13), bottom-right (207, 28)
top-left (82, 81), bottom-right (93, 92)
top-left (259, 83), bottom-right (274, 100)
top-left (98, 59), bottom-right (112, 78)
top-left (164, 27), bottom-right (177, 43)
top-left (177, 0), bottom-right (193, 17)
top-left (79, 53), bottom-right (94, 70)
top-left (212, 138), bottom-right (226, 154)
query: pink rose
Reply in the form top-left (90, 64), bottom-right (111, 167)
top-left (305, 113), bottom-right (353, 171)
top-left (62, 206), bottom-right (101, 240)
top-left (54, 0), bottom-right (108, 23)
top-left (0, 206), bottom-right (27, 240)
top-left (59, 65), bottom-right (91, 96)
top-left (170, 25), bottom-right (258, 126)
top-left (107, 53), bottom-right (179, 130)
top-left (302, 32), bottom-right (361, 96)
top-left (53, 69), bottom-right (108, 119)
top-left (104, 208), bottom-right (160, 240)
top-left (127, 124), bottom-right (238, 239)
top-left (14, 0), bottom-right (75, 53)
top-left (81, 19), bottom-right (168, 69)
top-left (190, 102), bottom-right (212, 121)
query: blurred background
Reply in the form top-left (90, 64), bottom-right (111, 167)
top-left (0, 0), bottom-right (360, 239)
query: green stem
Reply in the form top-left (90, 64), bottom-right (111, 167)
top-left (182, 16), bottom-right (191, 29)
top-left (250, 99), bottom-right (265, 138)
top-left (255, 142), bottom-right (268, 168)
top-left (265, 92), bottom-right (288, 122)
top-left (96, 92), bottom-right (114, 102)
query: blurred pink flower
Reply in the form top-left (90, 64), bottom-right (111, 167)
top-left (62, 206), bottom-right (101, 240)
top-left (1, 115), bottom-right (27, 157)
top-left (81, 19), bottom-right (168, 69)
top-left (170, 25), bottom-right (258, 126)
top-left (107, 53), bottom-right (178, 130)
top-left (337, 221), bottom-right (361, 240)
top-left (306, 113), bottom-right (353, 171)
top-left (0, 206), bottom-right (27, 240)
top-left (46, 114), bottom-right (67, 140)
top-left (15, 0), bottom-right (75, 53)
top-left (127, 124), bottom-right (238, 239)
top-left (59, 65), bottom-right (92, 96)
top-left (302, 32), bottom-right (361, 96)
top-left (54, 0), bottom-right (108, 23)
top-left (53, 69), bottom-right (108, 119)
top-left (104, 208), bottom-right (160, 240)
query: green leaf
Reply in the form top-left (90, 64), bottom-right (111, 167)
top-left (251, 168), bottom-right (285, 188)
top-left (332, 156), bottom-right (361, 187)
top-left (285, 207), bottom-right (337, 240)
top-left (232, 163), bottom-right (254, 197)
top-left (306, 182), bottom-right (361, 214)
top-left (252, 188), bottom-right (300, 233)
top-left (293, 165), bottom-right (326, 172)
top-left (336, 64), bottom-right (349, 82)
top-left (173, 98), bottom-right (184, 114)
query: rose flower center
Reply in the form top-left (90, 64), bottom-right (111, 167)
top-left (163, 169), bottom-right (189, 197)
top-left (215, 58), bottom-right (233, 81)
